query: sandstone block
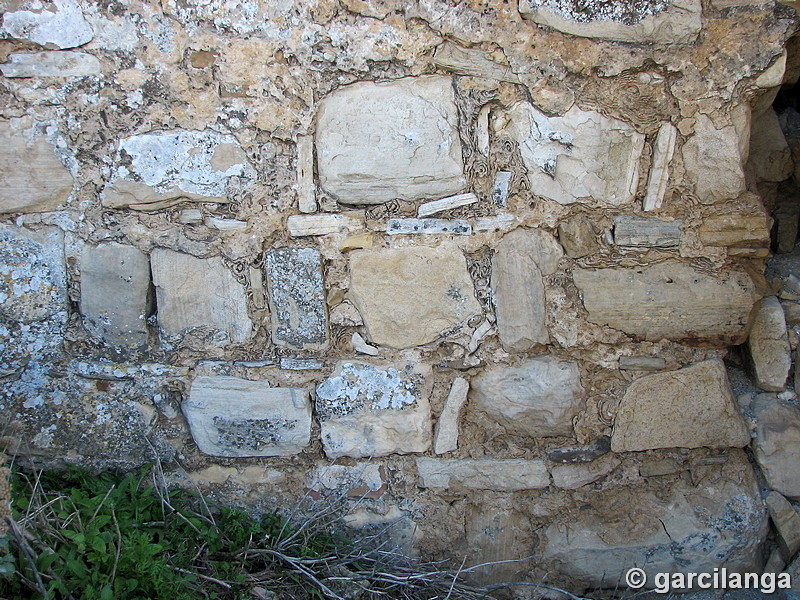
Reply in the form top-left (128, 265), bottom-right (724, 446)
top-left (698, 205), bottom-right (771, 252)
top-left (315, 76), bottom-right (466, 205)
top-left (80, 243), bottom-right (150, 349)
top-left (150, 250), bottom-right (253, 343)
top-left (316, 361), bottom-right (432, 459)
top-left (183, 376), bottom-right (311, 457)
top-left (746, 297), bottom-right (791, 391)
top-left (572, 262), bottom-right (757, 344)
top-left (613, 216), bottom-right (682, 248)
top-left (499, 102), bottom-right (645, 206)
top-left (1, 0), bottom-right (93, 49)
top-left (433, 377), bottom-right (469, 455)
top-left (683, 113), bottom-right (747, 203)
top-left (0, 51), bottom-right (100, 77)
top-left (558, 214), bottom-right (599, 258)
top-left (470, 356), bottom-right (584, 437)
top-left (348, 244), bottom-right (481, 349)
top-left (416, 458), bottom-right (549, 491)
top-left (752, 396), bottom-right (800, 500)
top-left (611, 359), bottom-right (751, 452)
top-left (265, 248), bottom-right (328, 350)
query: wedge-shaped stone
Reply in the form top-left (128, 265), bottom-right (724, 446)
top-left (747, 297), bottom-right (791, 391)
top-left (611, 360), bottom-right (750, 452)
top-left (80, 243), bottom-right (150, 349)
top-left (315, 76), bottom-right (466, 205)
top-left (0, 119), bottom-right (74, 214)
top-left (752, 396), bottom-right (800, 500)
top-left (499, 102), bottom-right (645, 206)
top-left (613, 216), bottom-right (681, 248)
top-left (151, 250), bottom-right (252, 343)
top-left (348, 244), bottom-right (481, 349)
top-left (1, 51), bottom-right (100, 77)
top-left (183, 376), bottom-right (311, 457)
top-left (316, 361), bottom-right (432, 459)
top-left (471, 357), bottom-right (584, 437)
top-left (416, 458), bottom-right (549, 491)
top-left (573, 262), bottom-right (757, 344)
top-left (518, 0), bottom-right (702, 44)
top-left (1, 0), bottom-right (93, 49)
top-left (433, 377), bottom-right (469, 455)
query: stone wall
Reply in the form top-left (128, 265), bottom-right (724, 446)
top-left (3, 0), bottom-right (800, 592)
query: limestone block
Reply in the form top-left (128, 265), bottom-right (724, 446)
top-left (287, 214), bottom-right (362, 237)
top-left (432, 41), bottom-right (520, 83)
top-left (746, 297), bottom-right (791, 392)
top-left (613, 216), bottom-right (682, 248)
top-left (316, 361), bottom-right (432, 459)
top-left (492, 228), bottom-right (563, 352)
top-left (698, 204), bottom-right (771, 252)
top-left (417, 193), bottom-right (478, 218)
top-left (416, 458), bottom-right (549, 491)
top-left (558, 214), bottom-right (599, 258)
top-left (183, 376), bottom-right (311, 457)
top-left (492, 171), bottom-right (513, 207)
top-left (80, 243), bottom-right (150, 349)
top-left (543, 452), bottom-right (767, 589)
top-left (315, 76), bottom-right (466, 205)
top-left (0, 119), bottom-right (74, 214)
top-left (748, 108), bottom-right (793, 183)
top-left (766, 491), bottom-right (800, 561)
top-left (265, 248), bottom-right (328, 350)
top-left (150, 250), bottom-right (253, 343)
top-left (470, 356), bottom-right (584, 437)
top-left (683, 113), bottom-right (747, 203)
top-left (643, 123), bottom-right (677, 211)
top-left (103, 130), bottom-right (254, 209)
top-left (308, 463), bottom-right (385, 498)
top-left (619, 356), bottom-right (667, 371)
top-left (499, 102), bottom-right (645, 206)
top-left (348, 244), bottom-right (481, 349)
top-left (296, 135), bottom-right (316, 213)
top-left (551, 455), bottom-right (620, 490)
top-left (752, 396), bottom-right (800, 500)
top-left (433, 377), bottom-right (469, 455)
top-left (0, 51), bottom-right (100, 77)
top-left (572, 262), bottom-right (757, 344)
top-left (518, 0), bottom-right (702, 44)
top-left (1, 0), bottom-right (93, 49)
top-left (611, 360), bottom-right (751, 452)
top-left (386, 218), bottom-right (471, 235)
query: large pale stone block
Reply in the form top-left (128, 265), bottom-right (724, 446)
top-left (499, 102), bottom-right (645, 206)
top-left (150, 250), bottom-right (253, 343)
top-left (416, 458), bottom-right (549, 491)
top-left (315, 76), bottom-right (466, 205)
top-left (348, 244), bottom-right (481, 349)
top-left (752, 396), bottom-right (800, 500)
top-left (1, 0), bottom-right (93, 49)
top-left (683, 113), bottom-right (747, 203)
top-left (316, 361), bottom-right (432, 459)
top-left (572, 262), bottom-right (757, 344)
top-left (80, 244), bottom-right (150, 349)
top-left (0, 119), bottom-right (74, 214)
top-left (0, 51), bottom-right (100, 77)
top-left (265, 248), bottom-right (328, 350)
top-left (183, 376), bottom-right (311, 457)
top-left (470, 356), bottom-right (584, 437)
top-left (746, 297), bottom-right (791, 392)
top-left (611, 360), bottom-right (750, 452)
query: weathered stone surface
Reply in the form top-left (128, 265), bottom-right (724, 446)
top-left (351, 332), bottom-right (379, 356)
top-left (573, 263), bottom-right (757, 344)
top-left (619, 356), bottom-right (667, 371)
top-left (683, 113), bottom-right (748, 203)
top-left (613, 216), bottom-right (682, 248)
top-left (551, 455), bottom-right (620, 490)
top-left (286, 214), bottom-right (361, 237)
top-left (470, 356), bottom-right (584, 437)
top-left (643, 122), bottom-right (677, 212)
top-left (386, 218), bottom-right (471, 235)
top-left (518, 0), bottom-right (702, 44)
top-left (492, 171), bottom-right (513, 207)
top-left (433, 377), bottom-right (469, 455)
top-left (766, 491), bottom-right (800, 561)
top-left (698, 201), bottom-right (771, 252)
top-left (547, 437), bottom-right (611, 464)
top-left (265, 248), bottom-right (327, 350)
top-left (279, 358), bottom-right (324, 371)
top-left (308, 462), bottom-right (385, 498)
top-left (558, 214), bottom-right (599, 258)
top-left (492, 228), bottom-right (563, 352)
top-left (150, 250), bottom-right (253, 343)
top-left (611, 360), bottom-right (751, 452)
top-left (80, 244), bottom-right (150, 349)
top-left (296, 135), bottom-right (316, 213)
top-left (1, 0), bottom-right (93, 49)
top-left (747, 297), bottom-right (791, 392)
top-left (432, 41), bottom-right (520, 83)
top-left (183, 376), bottom-right (311, 457)
top-left (316, 361), bottom-right (432, 459)
top-left (0, 51), bottom-right (100, 77)
top-left (500, 102), bottom-right (645, 206)
top-left (416, 458), bottom-right (549, 491)
top-left (752, 396), bottom-right (800, 500)
top-left (748, 108), bottom-right (793, 183)
top-left (417, 193), bottom-right (478, 218)
top-left (348, 244), bottom-right (480, 349)
top-left (315, 76), bottom-right (466, 205)
top-left (543, 452), bottom-right (767, 589)
top-left (0, 120), bottom-right (74, 214)
top-left (103, 130), bottom-right (254, 209)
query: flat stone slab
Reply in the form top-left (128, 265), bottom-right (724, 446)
top-left (611, 359), bottom-right (751, 452)
top-left (416, 458), bottom-right (549, 491)
top-left (1, 0), bottom-right (93, 49)
top-left (287, 214), bottom-right (362, 237)
top-left (1, 51), bottom-right (100, 77)
top-left (386, 218), bottom-right (472, 236)
top-left (348, 244), bottom-right (481, 349)
top-left (613, 216), bottom-right (682, 248)
top-left (316, 361), bottom-right (432, 459)
top-left (265, 248), bottom-right (328, 350)
top-left (417, 193), bottom-right (478, 218)
top-left (572, 262), bottom-right (757, 344)
top-left (315, 75), bottom-right (466, 205)
top-left (183, 376), bottom-right (311, 457)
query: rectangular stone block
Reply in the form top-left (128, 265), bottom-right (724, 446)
top-left (416, 458), bottom-right (549, 491)
top-left (287, 214), bottom-right (361, 237)
top-left (417, 193), bottom-right (478, 218)
top-left (613, 216), bottom-right (682, 248)
top-left (1, 51), bottom-right (100, 78)
top-left (265, 248), bottom-right (328, 350)
top-left (386, 218), bottom-right (471, 236)
top-left (183, 376), bottom-right (312, 457)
